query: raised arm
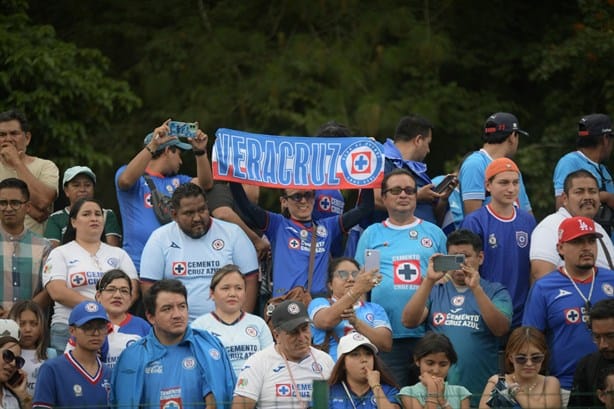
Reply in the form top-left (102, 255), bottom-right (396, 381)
top-left (229, 182), bottom-right (268, 230)
top-left (341, 188), bottom-right (374, 230)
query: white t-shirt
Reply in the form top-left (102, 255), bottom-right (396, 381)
top-left (234, 344), bottom-right (334, 409)
top-left (42, 241), bottom-right (138, 325)
top-left (191, 312), bottom-right (273, 376)
top-left (530, 207), bottom-right (614, 268)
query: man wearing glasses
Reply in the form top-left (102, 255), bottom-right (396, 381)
top-left (570, 299), bottom-right (614, 408)
top-left (0, 110), bottom-right (59, 235)
top-left (354, 168), bottom-right (447, 387)
top-left (0, 178), bottom-right (50, 317)
top-left (523, 216), bottom-right (614, 406)
top-left (33, 301), bottom-right (111, 408)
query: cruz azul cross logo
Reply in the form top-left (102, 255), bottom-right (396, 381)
top-left (393, 260), bottom-right (421, 286)
top-left (172, 262), bottom-right (188, 276)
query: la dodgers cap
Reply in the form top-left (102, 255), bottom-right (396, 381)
top-left (558, 216), bottom-right (603, 244)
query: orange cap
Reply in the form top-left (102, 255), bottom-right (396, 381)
top-left (485, 157), bottom-right (520, 181)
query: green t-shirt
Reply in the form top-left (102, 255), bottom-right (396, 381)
top-left (44, 207), bottom-right (121, 243)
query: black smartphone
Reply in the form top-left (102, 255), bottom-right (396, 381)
top-left (434, 174), bottom-right (456, 194)
top-left (7, 370), bottom-right (24, 388)
top-left (433, 254), bottom-right (465, 272)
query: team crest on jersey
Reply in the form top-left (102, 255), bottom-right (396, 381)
top-left (144, 193), bottom-right (153, 208)
top-left (276, 384), bottom-right (292, 397)
top-left (451, 295), bottom-right (465, 307)
top-left (69, 272), bottom-right (87, 288)
top-left (101, 379), bottom-right (111, 393)
top-left (182, 357), bottom-right (196, 369)
top-left (316, 225), bottom-right (328, 238)
top-left (488, 234), bottom-right (497, 248)
top-left (393, 260), bottom-right (421, 286)
top-left (300, 229), bottom-right (309, 240)
top-left (208, 348), bottom-right (221, 360)
top-left (432, 312), bottom-right (446, 326)
top-left (564, 308), bottom-right (581, 324)
top-left (288, 238), bottom-right (300, 249)
top-left (318, 196), bottom-right (332, 212)
top-left (165, 184), bottom-right (174, 193)
top-left (312, 362), bottom-right (323, 373)
top-left (421, 238), bottom-right (433, 248)
top-left (172, 178), bottom-right (181, 188)
top-left (603, 283), bottom-right (614, 296)
top-left (73, 384), bottom-right (83, 397)
top-left (161, 399), bottom-right (182, 409)
top-left (409, 230), bottom-right (418, 239)
top-left (365, 313), bottom-right (374, 323)
top-left (212, 239), bottom-right (224, 250)
top-left (245, 326), bottom-right (258, 337)
top-left (172, 262), bottom-right (188, 276)
top-left (516, 231), bottom-right (529, 248)
top-left (106, 257), bottom-right (120, 268)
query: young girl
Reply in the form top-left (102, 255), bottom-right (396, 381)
top-left (479, 326), bottom-right (560, 408)
top-left (8, 301), bottom-right (56, 397)
top-left (398, 333), bottom-right (471, 409)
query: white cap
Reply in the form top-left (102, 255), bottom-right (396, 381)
top-left (337, 332), bottom-right (378, 356)
top-left (63, 166), bottom-right (96, 186)
top-left (0, 319), bottom-right (20, 339)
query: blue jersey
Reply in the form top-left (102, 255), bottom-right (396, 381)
top-left (432, 174), bottom-right (463, 234)
top-left (308, 298), bottom-right (391, 361)
top-left (115, 166), bottom-right (192, 270)
top-left (355, 219), bottom-right (447, 338)
top-left (313, 189), bottom-right (345, 256)
top-left (329, 382), bottom-right (399, 409)
top-left (553, 150), bottom-right (614, 196)
top-left (522, 268), bottom-right (614, 389)
top-left (33, 352), bottom-right (111, 408)
top-left (426, 279), bottom-right (513, 404)
top-left (266, 213), bottom-right (344, 297)
top-left (460, 205), bottom-right (535, 327)
top-left (458, 150), bottom-right (532, 213)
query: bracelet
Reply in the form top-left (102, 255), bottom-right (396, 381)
top-left (193, 150), bottom-right (206, 156)
top-left (427, 393), bottom-right (442, 398)
top-left (371, 384), bottom-right (381, 390)
top-left (144, 145), bottom-right (155, 156)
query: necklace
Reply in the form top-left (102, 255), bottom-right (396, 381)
top-left (511, 375), bottom-right (538, 393)
top-left (561, 266), bottom-right (595, 312)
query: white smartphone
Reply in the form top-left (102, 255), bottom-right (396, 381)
top-left (364, 249), bottom-right (380, 272)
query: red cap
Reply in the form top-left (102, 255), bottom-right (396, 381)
top-left (558, 216), bottom-right (603, 244)
top-left (485, 158), bottom-right (520, 181)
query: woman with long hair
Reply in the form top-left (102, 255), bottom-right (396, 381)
top-left (328, 332), bottom-right (400, 409)
top-left (192, 264), bottom-right (273, 376)
top-left (309, 257), bottom-right (391, 360)
top-left (0, 336), bottom-right (32, 408)
top-left (43, 198), bottom-right (138, 353)
top-left (479, 326), bottom-right (560, 408)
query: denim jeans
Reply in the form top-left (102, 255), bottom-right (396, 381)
top-left (49, 322), bottom-right (69, 356)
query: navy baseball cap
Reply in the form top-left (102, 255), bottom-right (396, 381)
top-left (271, 300), bottom-right (311, 332)
top-left (69, 301), bottom-right (109, 327)
top-left (578, 114), bottom-right (612, 137)
top-left (144, 133), bottom-right (192, 153)
top-left (484, 112), bottom-right (529, 138)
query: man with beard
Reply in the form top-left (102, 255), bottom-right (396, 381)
top-left (523, 216), bottom-right (614, 406)
top-left (530, 170), bottom-right (614, 282)
top-left (140, 183), bottom-right (258, 321)
top-left (570, 299), bottom-right (614, 408)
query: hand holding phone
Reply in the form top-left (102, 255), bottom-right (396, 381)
top-left (7, 370), bottom-right (24, 388)
top-left (434, 174), bottom-right (457, 194)
top-left (364, 249), bottom-right (380, 273)
top-left (433, 254), bottom-right (465, 272)
top-left (168, 121), bottom-right (198, 139)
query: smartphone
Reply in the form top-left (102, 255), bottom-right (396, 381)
top-left (168, 121), bottom-right (198, 139)
top-left (433, 254), bottom-right (465, 272)
top-left (364, 249), bottom-right (380, 272)
top-left (7, 371), bottom-right (23, 388)
top-left (434, 174), bottom-right (456, 194)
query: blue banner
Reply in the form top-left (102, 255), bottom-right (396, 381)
top-left (212, 128), bottom-right (384, 189)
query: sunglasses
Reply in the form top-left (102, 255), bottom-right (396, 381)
top-left (383, 187), bottom-right (417, 196)
top-left (513, 354), bottom-right (545, 365)
top-left (284, 192), bottom-right (315, 202)
top-left (2, 349), bottom-right (25, 369)
top-left (335, 270), bottom-right (360, 280)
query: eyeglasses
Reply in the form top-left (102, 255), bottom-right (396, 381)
top-left (78, 321), bottom-right (108, 335)
top-left (513, 354), bottom-right (545, 365)
top-left (0, 200), bottom-right (26, 210)
top-left (284, 192), bottom-right (315, 202)
top-left (2, 349), bottom-right (25, 369)
top-left (335, 270), bottom-right (360, 280)
top-left (383, 187), bottom-right (417, 196)
top-left (101, 286), bottom-right (131, 297)
top-left (592, 332), bottom-right (614, 344)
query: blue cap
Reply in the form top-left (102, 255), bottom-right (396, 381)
top-left (144, 132), bottom-right (192, 152)
top-left (69, 301), bottom-right (109, 326)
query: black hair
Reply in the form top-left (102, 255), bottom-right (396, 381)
top-left (597, 366), bottom-right (614, 391)
top-left (446, 229), bottom-right (483, 252)
top-left (143, 279), bottom-right (187, 316)
top-left (95, 269), bottom-right (133, 293)
top-left (413, 332), bottom-right (458, 365)
top-left (394, 115), bottom-right (433, 143)
top-left (0, 177), bottom-right (30, 201)
top-left (315, 121), bottom-right (352, 137)
top-left (151, 144), bottom-right (178, 160)
top-left (0, 109), bottom-right (30, 132)
top-left (590, 299), bottom-right (614, 323)
top-left (171, 182), bottom-right (206, 211)
top-left (62, 197), bottom-right (105, 244)
top-left (327, 257), bottom-right (360, 284)
top-left (563, 169), bottom-right (599, 194)
top-left (8, 301), bottom-right (49, 360)
top-left (381, 168), bottom-right (415, 193)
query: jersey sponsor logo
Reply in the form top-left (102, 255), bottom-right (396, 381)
top-left (208, 348), bottom-right (221, 360)
top-left (312, 362), bottom-right (323, 373)
top-left (101, 378), bottom-right (111, 394)
top-left (450, 308), bottom-right (463, 313)
top-left (145, 361), bottom-right (163, 374)
top-left (245, 326), bottom-right (258, 337)
top-left (182, 357), bottom-right (196, 369)
top-left (316, 225), bottom-right (328, 238)
top-left (237, 378), bottom-right (248, 388)
top-left (409, 230), bottom-right (418, 239)
top-left (288, 238), bottom-right (300, 249)
top-left (276, 384), bottom-right (292, 397)
top-left (144, 193), bottom-right (153, 208)
top-left (69, 272), bottom-right (87, 288)
top-left (272, 364), bottom-right (285, 373)
top-left (211, 239), bottom-right (224, 250)
top-left (393, 260), bottom-right (421, 286)
top-left (603, 283), bottom-right (614, 296)
top-left (516, 231), bottom-right (529, 248)
top-left (160, 387), bottom-right (182, 409)
top-left (170, 241), bottom-right (180, 249)
top-left (172, 178), bottom-right (181, 188)
top-left (451, 295), bottom-right (465, 307)
top-left (554, 289), bottom-right (573, 300)
top-left (172, 262), bottom-right (188, 276)
top-left (420, 238), bottom-right (433, 248)
top-left (564, 308), bottom-right (581, 324)
top-left (432, 312), bottom-right (446, 326)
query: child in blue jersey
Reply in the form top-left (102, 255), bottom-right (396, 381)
top-left (398, 333), bottom-right (470, 409)
top-left (329, 332), bottom-right (400, 409)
